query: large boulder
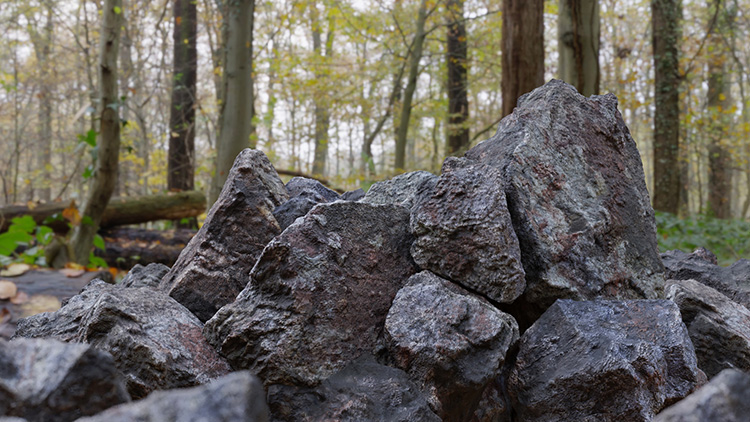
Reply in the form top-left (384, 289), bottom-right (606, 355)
top-left (267, 356), bottom-right (439, 422)
top-left (75, 371), bottom-right (268, 422)
top-left (508, 299), bottom-right (704, 422)
top-left (654, 369), bottom-right (750, 422)
top-left (273, 177), bottom-right (340, 231)
top-left (0, 338), bottom-right (130, 422)
top-left (384, 271), bottom-right (519, 421)
top-left (15, 280), bottom-right (231, 399)
top-left (662, 248), bottom-right (750, 309)
top-left (666, 278), bottom-right (750, 378)
top-left (410, 158), bottom-right (525, 303)
top-left (362, 170), bottom-right (437, 211)
top-left (160, 149), bottom-right (288, 322)
top-left (465, 80), bottom-right (664, 321)
top-left (204, 201), bottom-right (419, 387)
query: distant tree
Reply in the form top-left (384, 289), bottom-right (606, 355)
top-left (559, 0), bottom-right (600, 96)
top-left (501, 0), bottom-right (544, 117)
top-left (311, 2), bottom-right (335, 176)
top-left (446, 0), bottom-right (469, 155)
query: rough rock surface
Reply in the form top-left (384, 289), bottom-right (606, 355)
top-left (119, 263), bottom-right (169, 288)
top-left (160, 149), bottom-right (288, 322)
top-left (384, 271), bottom-right (519, 421)
top-left (340, 188), bottom-right (365, 201)
top-left (0, 338), bottom-right (130, 422)
top-left (465, 80), bottom-right (664, 320)
top-left (662, 249), bottom-right (750, 309)
top-left (362, 170), bottom-right (437, 210)
top-left (267, 355), bottom-right (439, 422)
top-left (410, 158), bottom-right (525, 303)
top-left (273, 177), bottom-right (340, 231)
top-left (76, 371), bottom-right (268, 422)
top-left (666, 278), bottom-right (750, 378)
top-left (508, 299), bottom-right (704, 422)
top-left (204, 201), bottom-right (419, 386)
top-left (15, 280), bottom-right (231, 399)
top-left (654, 369), bottom-right (750, 422)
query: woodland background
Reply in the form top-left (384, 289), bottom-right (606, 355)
top-left (1, 0), bottom-right (750, 266)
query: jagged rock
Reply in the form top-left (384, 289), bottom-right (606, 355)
top-left (75, 371), bottom-right (268, 422)
top-left (666, 278), bottom-right (750, 378)
top-left (384, 271), bottom-right (519, 421)
top-left (0, 338), bottom-right (130, 422)
top-left (508, 299), bottom-right (703, 422)
top-left (362, 170), bottom-right (437, 211)
top-left (340, 188), bottom-right (365, 201)
top-left (465, 80), bottom-right (664, 321)
top-left (204, 201), bottom-right (419, 387)
top-left (267, 355), bottom-right (439, 422)
top-left (654, 369), bottom-right (750, 422)
top-left (410, 159), bottom-right (525, 303)
top-left (662, 249), bottom-right (750, 309)
top-left (160, 149), bottom-right (288, 322)
top-left (119, 263), bottom-right (169, 288)
top-left (15, 280), bottom-right (231, 399)
top-left (273, 177), bottom-right (340, 231)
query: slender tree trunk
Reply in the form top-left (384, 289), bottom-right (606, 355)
top-left (395, 0), bottom-right (429, 171)
top-left (210, 0), bottom-right (255, 206)
top-left (651, 0), bottom-right (682, 214)
top-left (446, 0), bottom-right (470, 155)
top-left (501, 0), bottom-right (544, 117)
top-left (311, 6), bottom-right (334, 176)
top-left (70, 0), bottom-right (123, 264)
top-left (558, 0), bottom-right (600, 96)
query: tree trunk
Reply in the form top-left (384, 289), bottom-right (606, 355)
top-left (501, 0), bottom-right (544, 117)
top-left (311, 6), bottom-right (334, 176)
top-left (69, 0), bottom-right (123, 264)
top-left (210, 0), bottom-right (255, 206)
top-left (168, 0), bottom-right (198, 197)
top-left (446, 0), bottom-right (470, 155)
top-left (395, 0), bottom-right (429, 171)
top-left (651, 0), bottom-right (682, 214)
top-left (558, 0), bottom-right (600, 96)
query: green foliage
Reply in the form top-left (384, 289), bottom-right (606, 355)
top-left (655, 211), bottom-right (750, 266)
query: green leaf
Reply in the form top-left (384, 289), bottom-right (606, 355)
top-left (114, 6), bottom-right (122, 14)
top-left (82, 165), bottom-right (94, 179)
top-left (88, 253), bottom-right (108, 269)
top-left (0, 231), bottom-right (33, 255)
top-left (93, 235), bottom-right (105, 250)
top-left (81, 216), bottom-right (95, 227)
top-left (78, 129), bottom-right (97, 147)
top-left (36, 225), bottom-right (54, 245)
top-left (9, 215), bottom-right (36, 234)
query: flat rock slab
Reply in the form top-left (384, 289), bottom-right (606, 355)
top-left (14, 280), bottom-right (230, 399)
top-left (0, 338), bottom-right (130, 422)
top-left (204, 201), bottom-right (419, 387)
top-left (75, 371), bottom-right (268, 422)
top-left (384, 271), bottom-right (519, 421)
top-left (666, 278), bottom-right (750, 378)
top-left (654, 369), bottom-right (750, 422)
top-left (410, 158), bottom-right (525, 303)
top-left (267, 356), bottom-right (440, 422)
top-left (362, 170), bottom-right (437, 211)
top-left (465, 80), bottom-right (664, 320)
top-left (161, 148), bottom-right (288, 322)
top-left (508, 299), bottom-right (703, 422)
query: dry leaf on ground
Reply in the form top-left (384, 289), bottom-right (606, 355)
top-left (0, 263), bottom-right (31, 277)
top-left (0, 281), bottom-right (18, 300)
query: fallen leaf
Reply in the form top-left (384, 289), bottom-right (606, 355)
top-left (0, 263), bottom-right (31, 277)
top-left (60, 268), bottom-right (86, 278)
top-left (0, 308), bottom-right (10, 324)
top-left (0, 281), bottom-right (18, 300)
top-left (10, 290), bottom-right (29, 305)
top-left (19, 295), bottom-right (61, 318)
top-left (65, 262), bottom-right (85, 271)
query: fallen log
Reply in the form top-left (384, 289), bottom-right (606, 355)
top-left (0, 191), bottom-right (206, 233)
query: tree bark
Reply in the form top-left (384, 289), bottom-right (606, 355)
top-left (446, 0), bottom-right (470, 155)
top-left (558, 0), bottom-right (600, 96)
top-left (69, 0), bottom-right (123, 264)
top-left (651, 0), bottom-right (682, 214)
top-left (311, 5), bottom-right (334, 176)
top-left (501, 0), bottom-right (544, 117)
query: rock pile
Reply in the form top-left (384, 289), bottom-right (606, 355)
top-left (6, 80), bottom-right (749, 421)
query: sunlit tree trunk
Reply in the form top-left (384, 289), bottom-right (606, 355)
top-left (501, 0), bottom-right (544, 117)
top-left (558, 0), bottom-right (600, 96)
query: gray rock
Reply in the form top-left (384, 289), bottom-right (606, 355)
top-left (465, 80), bottom-right (664, 322)
top-left (204, 201), bottom-right (419, 387)
top-left (662, 249), bottom-right (750, 309)
top-left (119, 263), bottom-right (169, 288)
top-left (340, 188), bottom-right (365, 201)
top-left (362, 170), bottom-right (437, 211)
top-left (666, 278), bottom-right (750, 378)
top-left (15, 281), bottom-right (231, 399)
top-left (273, 177), bottom-right (340, 231)
top-left (654, 369), bottom-right (750, 422)
top-left (160, 149), bottom-right (288, 322)
top-left (267, 355), bottom-right (439, 422)
top-left (75, 371), bottom-right (268, 422)
top-left (0, 338), bottom-right (130, 422)
top-left (384, 271), bottom-right (519, 421)
top-left (508, 299), bottom-right (704, 422)
top-left (410, 158), bottom-right (525, 303)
